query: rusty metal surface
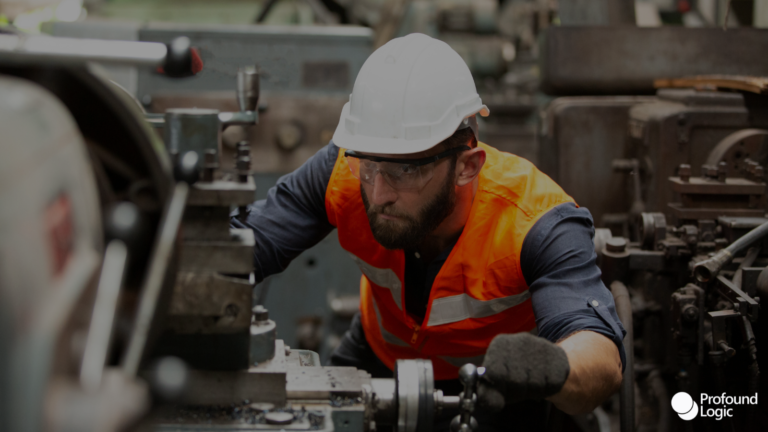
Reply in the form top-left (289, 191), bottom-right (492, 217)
top-left (167, 271), bottom-right (252, 334)
top-left (539, 96), bottom-right (656, 227)
top-left (627, 91), bottom-right (759, 221)
top-left (181, 369), bottom-right (287, 405)
top-left (179, 228), bottom-right (255, 274)
top-left (668, 203), bottom-right (765, 220)
top-left (181, 207), bottom-right (231, 241)
top-left (669, 177), bottom-right (766, 195)
top-left (145, 403), bottom-right (335, 430)
top-left (540, 27), bottom-right (768, 95)
top-left (655, 75), bottom-right (768, 95)
top-left (188, 178), bottom-right (257, 206)
top-left (285, 367), bottom-right (370, 398)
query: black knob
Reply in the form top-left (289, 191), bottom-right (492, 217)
top-left (173, 150), bottom-right (200, 184)
top-left (164, 36), bottom-right (193, 78)
top-left (149, 356), bottom-right (189, 401)
top-left (105, 201), bottom-right (143, 245)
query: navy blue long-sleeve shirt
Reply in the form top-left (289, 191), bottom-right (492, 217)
top-left (231, 143), bottom-right (626, 370)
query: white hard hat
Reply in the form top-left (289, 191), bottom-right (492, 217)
top-left (332, 33), bottom-right (489, 155)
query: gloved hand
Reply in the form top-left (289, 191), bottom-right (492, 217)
top-left (477, 333), bottom-right (570, 412)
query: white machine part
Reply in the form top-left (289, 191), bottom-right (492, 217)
top-left (0, 75), bottom-right (147, 432)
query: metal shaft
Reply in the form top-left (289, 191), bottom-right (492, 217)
top-left (0, 34), bottom-right (167, 67)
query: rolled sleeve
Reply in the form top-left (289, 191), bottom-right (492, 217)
top-left (521, 202), bottom-right (627, 372)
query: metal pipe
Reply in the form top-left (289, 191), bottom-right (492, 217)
top-left (610, 281), bottom-right (635, 432)
top-left (694, 220), bottom-right (768, 282)
top-left (122, 183), bottom-right (189, 376)
top-left (80, 240), bottom-right (128, 391)
top-left (441, 395), bottom-right (460, 409)
top-left (732, 247), bottom-right (759, 289)
top-left (647, 369), bottom-right (670, 432)
top-left (0, 34), bottom-right (196, 77)
top-left (0, 34), bottom-right (167, 66)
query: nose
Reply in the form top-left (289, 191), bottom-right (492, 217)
top-left (370, 171), bottom-right (397, 206)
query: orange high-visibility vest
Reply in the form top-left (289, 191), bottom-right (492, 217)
top-left (325, 143), bottom-right (576, 380)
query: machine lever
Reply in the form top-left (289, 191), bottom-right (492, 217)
top-left (450, 364), bottom-right (483, 432)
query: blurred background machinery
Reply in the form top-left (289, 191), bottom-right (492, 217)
top-left (5, 0), bottom-right (768, 431)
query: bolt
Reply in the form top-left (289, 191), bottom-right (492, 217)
top-left (754, 165), bottom-right (764, 183)
top-left (702, 164), bottom-right (718, 179)
top-left (237, 140), bottom-right (250, 158)
top-left (717, 161), bottom-right (727, 182)
top-left (225, 304), bottom-right (239, 317)
top-left (202, 149), bottom-right (218, 182)
top-left (682, 304), bottom-right (699, 322)
top-left (253, 305), bottom-right (269, 322)
top-left (718, 340), bottom-right (736, 358)
top-left (237, 155), bottom-right (251, 183)
top-left (678, 164), bottom-right (691, 182)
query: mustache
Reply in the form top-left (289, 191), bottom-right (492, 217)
top-left (366, 204), bottom-right (415, 221)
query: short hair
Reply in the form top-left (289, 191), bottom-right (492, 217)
top-left (439, 126), bottom-right (477, 152)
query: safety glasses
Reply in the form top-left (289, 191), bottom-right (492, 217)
top-left (344, 146), bottom-right (470, 191)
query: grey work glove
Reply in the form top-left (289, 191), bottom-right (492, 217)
top-left (477, 333), bottom-right (570, 412)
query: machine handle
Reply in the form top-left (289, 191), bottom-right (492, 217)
top-left (0, 34), bottom-right (200, 77)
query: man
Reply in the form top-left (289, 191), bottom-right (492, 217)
top-left (233, 33), bottom-right (625, 430)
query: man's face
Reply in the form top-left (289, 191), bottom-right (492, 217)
top-left (359, 149), bottom-right (458, 250)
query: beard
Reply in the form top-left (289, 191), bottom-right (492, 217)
top-left (360, 164), bottom-right (457, 250)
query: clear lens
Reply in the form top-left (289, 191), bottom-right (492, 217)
top-left (347, 157), bottom-right (435, 191)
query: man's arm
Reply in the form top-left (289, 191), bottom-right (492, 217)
top-left (231, 143), bottom-right (339, 283)
top-left (547, 330), bottom-right (623, 414)
top-left (522, 202), bottom-right (626, 414)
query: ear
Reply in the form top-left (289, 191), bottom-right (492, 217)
top-left (455, 147), bottom-right (486, 187)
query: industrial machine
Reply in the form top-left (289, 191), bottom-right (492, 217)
top-left (0, 31), bottom-right (189, 432)
top-left (539, 25), bottom-right (768, 431)
top-left (0, 31), bottom-right (492, 432)
top-left (592, 129), bottom-right (768, 431)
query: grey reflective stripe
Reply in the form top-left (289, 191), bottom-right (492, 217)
top-left (427, 291), bottom-right (531, 327)
top-left (439, 354), bottom-right (486, 368)
top-left (372, 295), bottom-right (410, 347)
top-left (350, 254), bottom-right (402, 310)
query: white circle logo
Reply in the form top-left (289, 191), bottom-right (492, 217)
top-left (671, 392), bottom-right (699, 420)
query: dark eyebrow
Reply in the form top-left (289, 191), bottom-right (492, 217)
top-left (344, 146), bottom-right (470, 166)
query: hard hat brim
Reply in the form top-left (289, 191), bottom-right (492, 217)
top-left (332, 102), bottom-right (490, 155)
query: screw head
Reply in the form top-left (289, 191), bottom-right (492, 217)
top-left (252, 305), bottom-right (269, 322)
top-left (237, 155), bottom-right (251, 170)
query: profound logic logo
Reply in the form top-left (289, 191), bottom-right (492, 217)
top-left (671, 391), bottom-right (758, 421)
top-left (671, 392), bottom-right (699, 420)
